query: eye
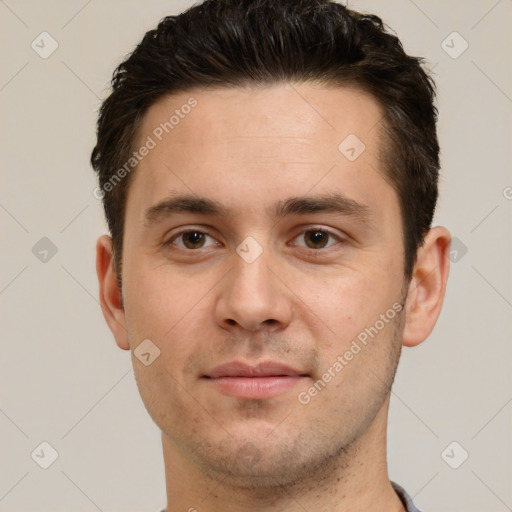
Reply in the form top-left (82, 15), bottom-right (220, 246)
top-left (167, 230), bottom-right (218, 250)
top-left (292, 229), bottom-right (342, 250)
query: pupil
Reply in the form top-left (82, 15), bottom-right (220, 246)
top-left (185, 231), bottom-right (204, 248)
top-left (307, 230), bottom-right (327, 248)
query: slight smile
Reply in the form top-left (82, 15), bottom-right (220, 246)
top-left (203, 361), bottom-right (310, 399)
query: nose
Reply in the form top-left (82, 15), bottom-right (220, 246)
top-left (214, 250), bottom-right (292, 333)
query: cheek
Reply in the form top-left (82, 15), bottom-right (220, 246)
top-left (294, 269), bottom-right (399, 342)
top-left (123, 266), bottom-right (218, 378)
top-left (310, 312), bottom-right (403, 414)
top-left (124, 264), bottom-right (201, 337)
top-left (131, 356), bottom-right (194, 435)
top-left (125, 274), bottom-right (206, 424)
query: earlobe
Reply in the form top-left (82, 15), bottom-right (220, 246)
top-left (402, 226), bottom-right (451, 348)
top-left (96, 235), bottom-right (130, 350)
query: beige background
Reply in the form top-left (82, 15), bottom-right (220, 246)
top-left (1, 1), bottom-right (511, 511)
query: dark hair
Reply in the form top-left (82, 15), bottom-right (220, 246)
top-left (91, 0), bottom-right (439, 283)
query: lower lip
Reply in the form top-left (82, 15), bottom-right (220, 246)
top-left (205, 376), bottom-right (307, 399)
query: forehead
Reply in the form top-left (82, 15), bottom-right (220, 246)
top-left (127, 83), bottom-right (390, 217)
top-left (137, 83), bottom-right (382, 147)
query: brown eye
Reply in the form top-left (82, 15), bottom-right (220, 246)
top-left (291, 228), bottom-right (342, 250)
top-left (180, 231), bottom-right (206, 249)
top-left (165, 228), bottom-right (219, 252)
top-left (304, 230), bottom-right (331, 249)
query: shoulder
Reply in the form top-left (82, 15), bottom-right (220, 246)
top-left (391, 481), bottom-right (423, 512)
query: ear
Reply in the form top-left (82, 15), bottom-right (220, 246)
top-left (402, 226), bottom-right (451, 347)
top-left (96, 235), bottom-right (130, 350)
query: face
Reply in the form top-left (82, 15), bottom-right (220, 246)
top-left (112, 84), bottom-right (409, 486)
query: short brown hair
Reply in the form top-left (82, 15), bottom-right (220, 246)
top-left (91, 0), bottom-right (439, 283)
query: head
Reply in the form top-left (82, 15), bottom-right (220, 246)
top-left (94, 0), bottom-right (450, 490)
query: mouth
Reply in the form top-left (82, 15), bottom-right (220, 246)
top-left (202, 361), bottom-right (310, 399)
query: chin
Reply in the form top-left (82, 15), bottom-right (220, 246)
top-left (191, 431), bottom-right (347, 491)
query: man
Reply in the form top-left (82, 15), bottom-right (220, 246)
top-left (92, 1), bottom-right (450, 510)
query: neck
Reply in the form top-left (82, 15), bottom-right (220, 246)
top-left (161, 395), bottom-right (405, 512)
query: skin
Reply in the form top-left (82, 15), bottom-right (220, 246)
top-left (96, 83), bottom-right (450, 512)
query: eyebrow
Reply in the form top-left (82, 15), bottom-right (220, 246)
top-left (143, 193), bottom-right (373, 228)
top-left (271, 194), bottom-right (373, 224)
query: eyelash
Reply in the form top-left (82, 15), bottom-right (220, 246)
top-left (164, 227), bottom-right (344, 252)
top-left (166, 230), bottom-right (219, 250)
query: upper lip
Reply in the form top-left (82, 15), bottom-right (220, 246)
top-left (205, 361), bottom-right (306, 378)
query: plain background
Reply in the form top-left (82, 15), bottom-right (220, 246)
top-left (1, 1), bottom-right (511, 511)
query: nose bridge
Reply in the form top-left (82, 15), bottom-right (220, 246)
top-left (233, 251), bottom-right (272, 302)
top-left (216, 243), bottom-right (292, 331)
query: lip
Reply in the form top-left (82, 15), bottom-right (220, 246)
top-left (206, 361), bottom-right (305, 378)
top-left (203, 361), bottom-right (309, 399)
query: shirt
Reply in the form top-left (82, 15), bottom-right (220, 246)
top-left (392, 481), bottom-right (422, 512)
top-left (159, 481), bottom-right (421, 512)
